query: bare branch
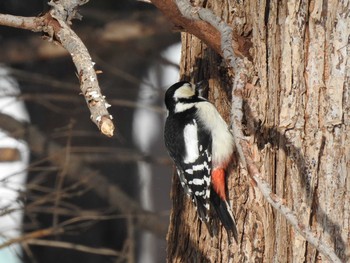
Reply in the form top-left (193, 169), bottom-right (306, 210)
top-left (0, 14), bottom-right (45, 32)
top-left (173, 1), bottom-right (341, 262)
top-left (53, 121), bottom-right (73, 230)
top-left (0, 227), bottom-right (63, 250)
top-left (0, 2), bottom-right (115, 137)
top-left (3, 91), bottom-right (164, 114)
top-left (47, 2), bottom-right (114, 137)
top-left (150, 0), bottom-right (251, 59)
top-left (26, 239), bottom-right (124, 258)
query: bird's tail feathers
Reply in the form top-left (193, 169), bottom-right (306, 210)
top-left (211, 191), bottom-right (238, 243)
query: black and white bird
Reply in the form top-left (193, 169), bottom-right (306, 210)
top-left (164, 81), bottom-right (238, 242)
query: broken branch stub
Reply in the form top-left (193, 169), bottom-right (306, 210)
top-left (0, 7), bottom-right (115, 137)
top-left (46, 1), bottom-right (115, 137)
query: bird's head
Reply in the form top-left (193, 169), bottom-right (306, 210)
top-left (165, 81), bottom-right (204, 113)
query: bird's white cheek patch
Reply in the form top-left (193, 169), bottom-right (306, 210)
top-left (183, 121), bottom-right (199, 163)
top-left (175, 102), bottom-right (195, 113)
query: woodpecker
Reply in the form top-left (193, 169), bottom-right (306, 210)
top-left (164, 81), bottom-right (238, 242)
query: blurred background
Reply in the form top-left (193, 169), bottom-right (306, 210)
top-left (0, 1), bottom-right (180, 262)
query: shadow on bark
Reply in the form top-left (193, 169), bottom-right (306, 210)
top-left (244, 103), bottom-right (348, 262)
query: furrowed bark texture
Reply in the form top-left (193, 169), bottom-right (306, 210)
top-left (166, 0), bottom-right (350, 262)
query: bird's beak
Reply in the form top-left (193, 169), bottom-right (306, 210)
top-left (195, 80), bottom-right (204, 91)
top-left (195, 80), bottom-right (207, 97)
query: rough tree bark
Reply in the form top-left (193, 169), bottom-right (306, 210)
top-left (166, 0), bottom-right (350, 262)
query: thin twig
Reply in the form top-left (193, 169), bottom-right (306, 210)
top-left (126, 214), bottom-right (135, 263)
top-left (173, 1), bottom-right (341, 262)
top-left (53, 121), bottom-right (74, 229)
top-left (8, 68), bottom-right (77, 90)
top-left (26, 239), bottom-right (124, 258)
top-left (0, 227), bottom-right (63, 250)
top-left (19, 93), bottom-right (165, 113)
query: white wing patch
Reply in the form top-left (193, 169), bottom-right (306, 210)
top-left (175, 102), bottom-right (195, 113)
top-left (183, 120), bottom-right (199, 164)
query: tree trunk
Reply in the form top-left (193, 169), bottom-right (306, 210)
top-left (166, 0), bottom-right (350, 262)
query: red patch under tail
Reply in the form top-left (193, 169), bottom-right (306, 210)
top-left (211, 168), bottom-right (226, 201)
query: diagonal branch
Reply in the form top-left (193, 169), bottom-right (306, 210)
top-left (25, 239), bottom-right (124, 258)
top-left (150, 0), bottom-right (251, 59)
top-left (0, 227), bottom-right (64, 250)
top-left (0, 1), bottom-right (114, 137)
top-left (171, 1), bottom-right (341, 262)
